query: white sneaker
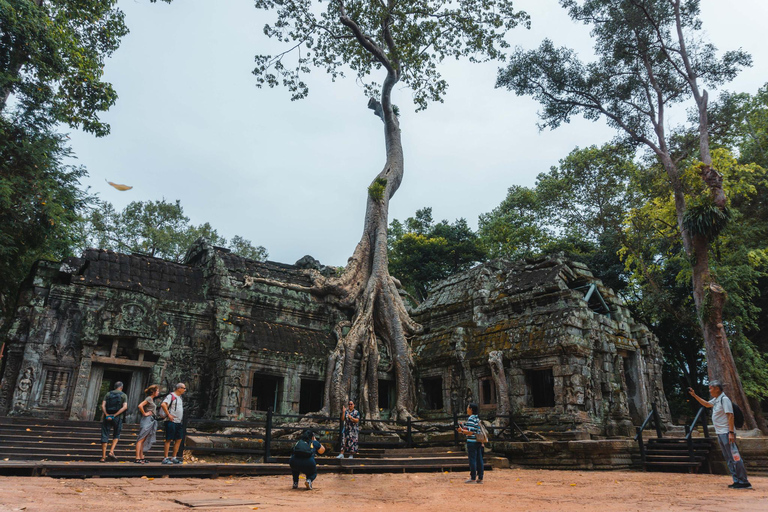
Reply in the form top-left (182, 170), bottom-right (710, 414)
top-left (336, 453), bottom-right (344, 459)
top-left (348, 455), bottom-right (353, 459)
top-left (305, 479), bottom-right (313, 490)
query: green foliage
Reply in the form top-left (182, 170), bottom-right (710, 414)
top-left (0, 0), bottom-right (154, 135)
top-left (0, 116), bottom-right (92, 319)
top-left (477, 185), bottom-right (550, 260)
top-left (497, 1), bottom-right (750, 139)
top-left (81, 199), bottom-right (269, 263)
top-left (682, 201), bottom-right (731, 239)
top-left (253, 0), bottom-right (529, 110)
top-left (389, 208), bottom-right (486, 302)
top-left (367, 177), bottom-right (387, 202)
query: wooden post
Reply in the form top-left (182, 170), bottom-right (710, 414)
top-left (636, 426), bottom-right (646, 469)
top-left (265, 407), bottom-right (273, 463)
top-left (179, 415), bottom-right (190, 462)
top-left (453, 412), bottom-right (460, 447)
top-left (652, 402), bottom-right (662, 438)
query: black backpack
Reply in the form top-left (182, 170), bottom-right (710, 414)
top-left (733, 402), bottom-right (745, 429)
top-left (293, 439), bottom-right (314, 458)
top-left (105, 391), bottom-right (123, 414)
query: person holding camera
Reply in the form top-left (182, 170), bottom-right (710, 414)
top-left (99, 381), bottom-right (128, 462)
top-left (290, 429), bottom-right (326, 490)
top-left (336, 400), bottom-right (360, 459)
top-left (688, 382), bottom-right (752, 489)
top-left (457, 403), bottom-right (484, 484)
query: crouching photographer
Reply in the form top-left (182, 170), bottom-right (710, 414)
top-left (290, 429), bottom-right (325, 490)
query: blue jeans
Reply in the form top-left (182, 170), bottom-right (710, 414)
top-left (467, 442), bottom-right (484, 481)
top-left (716, 434), bottom-right (749, 484)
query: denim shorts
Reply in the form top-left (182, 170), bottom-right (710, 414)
top-left (101, 416), bottom-right (123, 443)
top-left (165, 421), bottom-right (184, 441)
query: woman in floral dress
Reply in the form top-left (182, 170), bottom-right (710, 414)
top-left (337, 400), bottom-right (360, 458)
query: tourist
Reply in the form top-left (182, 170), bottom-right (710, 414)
top-left (160, 382), bottom-right (187, 465)
top-left (290, 429), bottom-right (325, 490)
top-left (99, 381), bottom-right (128, 462)
top-left (689, 383), bottom-right (752, 489)
top-left (336, 400), bottom-right (360, 458)
top-left (457, 403), bottom-right (484, 484)
top-left (135, 384), bottom-right (160, 463)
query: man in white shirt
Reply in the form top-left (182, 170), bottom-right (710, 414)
top-left (161, 382), bottom-right (187, 465)
top-left (689, 381), bottom-right (751, 489)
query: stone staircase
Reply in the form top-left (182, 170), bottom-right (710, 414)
top-left (641, 437), bottom-right (713, 473)
top-left (0, 416), bottom-right (165, 462)
top-left (0, 417), bottom-right (499, 478)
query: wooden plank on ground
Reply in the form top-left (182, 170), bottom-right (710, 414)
top-left (174, 498), bottom-right (260, 508)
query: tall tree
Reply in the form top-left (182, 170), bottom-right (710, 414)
top-left (497, 0), bottom-right (759, 429)
top-left (251, 0), bottom-right (528, 420)
top-left (0, 117), bottom-right (91, 323)
top-left (81, 199), bottom-right (268, 263)
top-left (389, 208), bottom-right (486, 302)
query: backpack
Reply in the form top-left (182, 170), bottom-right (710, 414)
top-left (733, 403), bottom-right (745, 429)
top-left (475, 421), bottom-right (490, 444)
top-left (293, 439), bottom-right (314, 458)
top-left (156, 393), bottom-right (177, 420)
top-left (105, 391), bottom-right (123, 414)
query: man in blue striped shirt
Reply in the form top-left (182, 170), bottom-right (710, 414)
top-left (457, 403), bottom-right (484, 483)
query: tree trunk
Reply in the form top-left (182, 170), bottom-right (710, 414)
top-left (488, 351), bottom-right (510, 429)
top-left (658, 154), bottom-right (759, 431)
top-left (252, 71), bottom-right (421, 423)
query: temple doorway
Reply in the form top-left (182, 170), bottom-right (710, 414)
top-left (83, 365), bottom-right (148, 423)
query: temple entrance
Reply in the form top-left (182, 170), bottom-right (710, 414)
top-left (83, 365), bottom-right (148, 423)
top-left (251, 375), bottom-right (282, 413)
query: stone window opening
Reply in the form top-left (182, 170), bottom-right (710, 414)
top-left (420, 376), bottom-right (444, 410)
top-left (479, 376), bottom-right (497, 406)
top-left (250, 374), bottom-right (282, 413)
top-left (299, 378), bottom-right (324, 414)
top-left (525, 368), bottom-right (555, 408)
top-left (378, 379), bottom-right (394, 410)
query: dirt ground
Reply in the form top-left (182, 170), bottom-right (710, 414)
top-left (0, 469), bottom-right (765, 512)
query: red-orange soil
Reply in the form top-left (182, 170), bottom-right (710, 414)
top-left (0, 468), bottom-right (766, 511)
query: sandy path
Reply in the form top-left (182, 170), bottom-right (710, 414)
top-left (0, 468), bottom-right (766, 512)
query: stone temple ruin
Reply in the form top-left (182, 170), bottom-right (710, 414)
top-left (0, 240), bottom-right (670, 437)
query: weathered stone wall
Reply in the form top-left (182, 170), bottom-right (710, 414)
top-left (411, 257), bottom-right (671, 436)
top-left (0, 245), bottom-right (670, 438)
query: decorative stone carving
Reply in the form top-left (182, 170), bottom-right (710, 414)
top-left (227, 384), bottom-right (241, 418)
top-left (119, 303), bottom-right (146, 331)
top-left (39, 368), bottom-right (71, 408)
top-left (14, 368), bottom-right (34, 412)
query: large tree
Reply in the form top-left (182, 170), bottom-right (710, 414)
top-left (497, 0), bottom-right (759, 429)
top-left (81, 199), bottom-right (268, 263)
top-left (251, 0), bottom-right (528, 420)
top-left (388, 207), bottom-right (486, 303)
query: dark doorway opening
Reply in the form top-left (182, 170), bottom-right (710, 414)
top-left (251, 375), bottom-right (282, 412)
top-left (480, 377), bottom-right (497, 406)
top-left (299, 378), bottom-right (324, 414)
top-left (92, 369), bottom-right (132, 420)
top-left (525, 369), bottom-right (555, 408)
top-left (378, 380), bottom-right (394, 410)
top-left (421, 377), bottom-right (444, 410)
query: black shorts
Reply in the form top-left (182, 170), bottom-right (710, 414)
top-left (101, 417), bottom-right (123, 443)
top-left (165, 421), bottom-right (184, 441)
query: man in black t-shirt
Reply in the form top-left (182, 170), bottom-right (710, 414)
top-left (100, 382), bottom-right (128, 462)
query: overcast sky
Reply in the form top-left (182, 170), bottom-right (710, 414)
top-left (67, 0), bottom-right (768, 267)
